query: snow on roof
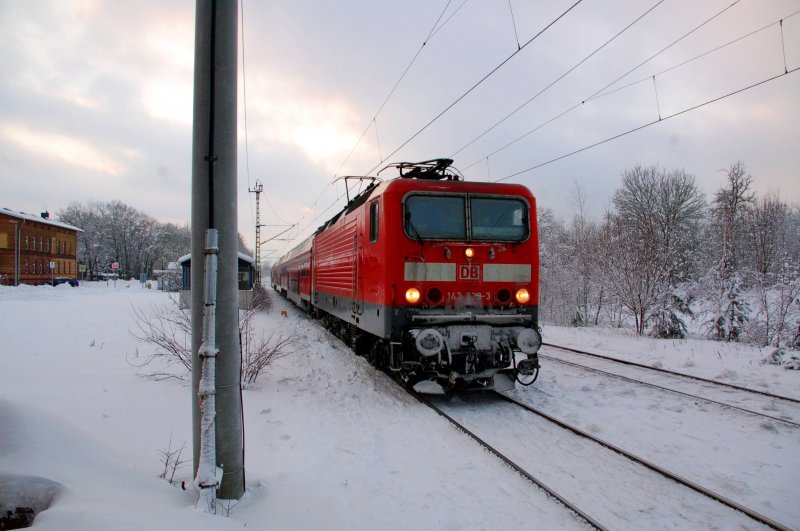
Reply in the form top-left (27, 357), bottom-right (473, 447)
top-left (1, 207), bottom-right (83, 232)
top-left (178, 252), bottom-right (253, 264)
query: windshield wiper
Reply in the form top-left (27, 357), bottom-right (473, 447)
top-left (405, 213), bottom-right (424, 243)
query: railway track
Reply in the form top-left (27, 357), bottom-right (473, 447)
top-left (410, 388), bottom-right (792, 531)
top-left (542, 343), bottom-right (800, 427)
top-left (299, 301), bottom-right (795, 528)
top-left (408, 389), bottom-right (607, 531)
top-left (544, 343), bottom-right (800, 403)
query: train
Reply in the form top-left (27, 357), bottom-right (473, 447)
top-left (271, 159), bottom-right (541, 391)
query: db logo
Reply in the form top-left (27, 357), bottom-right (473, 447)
top-left (458, 264), bottom-right (481, 281)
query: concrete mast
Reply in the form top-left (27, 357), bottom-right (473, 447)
top-left (190, 0), bottom-right (244, 500)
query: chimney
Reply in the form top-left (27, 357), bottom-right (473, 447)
top-left (41, 211), bottom-right (50, 219)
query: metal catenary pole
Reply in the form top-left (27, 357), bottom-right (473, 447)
top-left (190, 0), bottom-right (244, 502)
top-left (248, 180), bottom-right (263, 286)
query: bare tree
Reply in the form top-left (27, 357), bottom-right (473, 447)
top-left (712, 161), bottom-right (755, 272)
top-left (602, 165), bottom-right (705, 336)
top-left (59, 201), bottom-right (105, 278)
top-left (705, 162), bottom-right (756, 341)
top-left (745, 194), bottom-right (800, 347)
top-left (568, 183), bottom-right (604, 326)
top-left (59, 200), bottom-right (191, 279)
top-left (538, 207), bottom-right (575, 325)
top-left (129, 296), bottom-right (192, 380)
top-left (131, 291), bottom-right (295, 386)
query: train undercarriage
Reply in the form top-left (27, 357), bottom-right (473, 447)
top-left (316, 308), bottom-right (541, 392)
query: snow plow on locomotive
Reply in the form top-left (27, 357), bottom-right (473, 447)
top-left (272, 159), bottom-right (542, 391)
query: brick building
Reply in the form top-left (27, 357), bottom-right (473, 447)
top-left (0, 208), bottom-right (82, 286)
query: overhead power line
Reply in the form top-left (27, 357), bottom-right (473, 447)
top-left (361, 0), bottom-right (586, 176)
top-left (462, 4), bottom-right (796, 173)
top-left (282, 1), bottom-right (470, 250)
top-left (495, 67), bottom-right (800, 183)
top-left (590, 9), bottom-right (800, 102)
top-left (451, 0), bottom-right (665, 159)
top-left (239, 0), bottom-right (255, 226)
top-left (306, 0), bottom-right (464, 221)
top-left (331, 0), bottom-right (461, 181)
top-left (584, 0), bottom-right (743, 103)
top-left (240, 0), bottom-right (292, 232)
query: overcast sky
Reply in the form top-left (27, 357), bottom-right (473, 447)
top-left (2, 0), bottom-right (799, 258)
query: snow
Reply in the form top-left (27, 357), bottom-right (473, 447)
top-left (1, 282), bottom-right (798, 529)
top-left (544, 326), bottom-right (800, 400)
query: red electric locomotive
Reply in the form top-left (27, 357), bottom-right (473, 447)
top-left (272, 159), bottom-right (541, 391)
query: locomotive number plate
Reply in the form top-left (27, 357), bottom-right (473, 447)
top-left (458, 264), bottom-right (481, 280)
top-left (447, 291), bottom-right (492, 302)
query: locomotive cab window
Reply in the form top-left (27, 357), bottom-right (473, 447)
top-left (405, 195), bottom-right (466, 240)
top-left (470, 197), bottom-right (529, 241)
top-left (369, 200), bottom-right (379, 243)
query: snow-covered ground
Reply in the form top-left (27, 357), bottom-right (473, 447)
top-left (1, 282), bottom-right (797, 530)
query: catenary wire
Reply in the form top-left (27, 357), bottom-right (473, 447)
top-left (587, 10), bottom-right (800, 102)
top-left (494, 67), bottom-right (799, 183)
top-left (462, 6), bottom-right (797, 173)
top-left (279, 0), bottom-right (579, 253)
top-left (451, 0), bottom-right (665, 159)
top-left (361, 0), bottom-right (585, 177)
top-left (285, 0), bottom-right (585, 249)
top-left (428, 0), bottom-right (469, 42)
top-left (584, 0), bottom-right (742, 103)
top-left (507, 0), bottom-right (521, 50)
top-left (287, 1), bottom-right (469, 247)
top-left (240, 0), bottom-right (291, 227)
top-left (239, 0), bottom-right (254, 226)
top-left (309, 0), bottom-right (462, 218)
top-left (330, 0), bottom-right (458, 180)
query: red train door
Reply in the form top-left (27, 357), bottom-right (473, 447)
top-left (352, 233), bottom-right (360, 315)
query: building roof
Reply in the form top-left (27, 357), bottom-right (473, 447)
top-left (1, 207), bottom-right (83, 232)
top-left (178, 252), bottom-right (253, 265)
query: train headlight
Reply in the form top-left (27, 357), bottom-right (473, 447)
top-left (515, 288), bottom-right (530, 304)
top-left (517, 328), bottom-right (542, 354)
top-left (405, 287), bottom-right (421, 304)
top-left (465, 247), bottom-right (475, 259)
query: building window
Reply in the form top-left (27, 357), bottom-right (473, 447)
top-left (24, 258), bottom-right (29, 274)
top-left (25, 236), bottom-right (29, 250)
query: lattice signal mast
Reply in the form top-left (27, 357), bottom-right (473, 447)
top-left (248, 180), bottom-right (263, 286)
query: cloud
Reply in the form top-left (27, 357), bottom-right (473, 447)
top-left (0, 124), bottom-right (130, 177)
top-left (245, 76), bottom-right (370, 174)
top-left (141, 81), bottom-right (194, 126)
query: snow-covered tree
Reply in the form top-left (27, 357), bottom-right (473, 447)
top-left (602, 165), bottom-right (705, 336)
top-left (745, 194), bottom-right (800, 347)
top-left (703, 163), bottom-right (756, 341)
top-left (59, 201), bottom-right (191, 279)
top-left (569, 184), bottom-right (605, 327)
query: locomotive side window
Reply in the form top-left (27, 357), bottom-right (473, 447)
top-left (405, 195), bottom-right (466, 240)
top-left (470, 197), bottom-right (529, 241)
top-left (369, 200), bottom-right (379, 243)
